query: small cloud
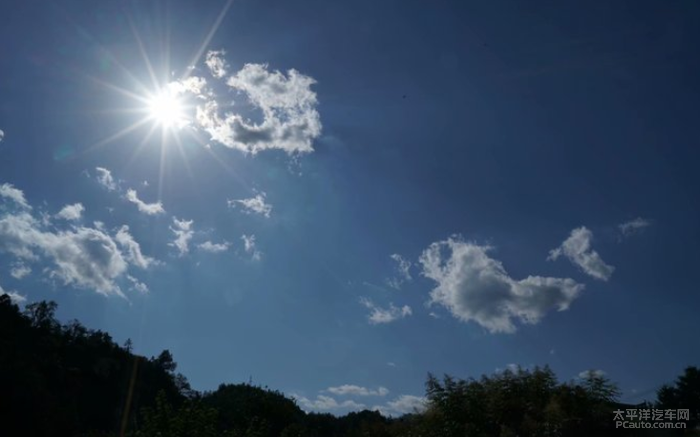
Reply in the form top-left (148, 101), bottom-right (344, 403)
top-left (387, 362), bottom-right (397, 367)
top-left (205, 50), bottom-right (229, 79)
top-left (95, 167), bottom-right (117, 191)
top-left (548, 227), bottom-right (614, 281)
top-left (228, 192), bottom-right (272, 218)
top-left (0, 183), bottom-right (31, 209)
top-left (241, 234), bottom-right (262, 260)
top-left (56, 203), bottom-right (84, 221)
top-left (0, 129), bottom-right (4, 142)
top-left (126, 275), bottom-right (149, 293)
top-left (126, 189), bottom-right (165, 215)
top-left (326, 385), bottom-right (389, 397)
top-left (293, 394), bottom-right (366, 412)
top-left (578, 369), bottom-right (606, 379)
top-left (618, 217), bottom-right (652, 238)
top-left (372, 395), bottom-right (426, 417)
top-left (10, 263), bottom-right (31, 279)
top-left (495, 363), bottom-right (521, 373)
top-left (359, 297), bottom-right (412, 325)
top-left (0, 285), bottom-right (27, 304)
top-left (385, 253), bottom-right (413, 290)
top-left (198, 240), bottom-right (230, 253)
top-left (169, 218), bottom-right (194, 257)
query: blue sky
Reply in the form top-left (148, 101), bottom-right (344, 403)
top-left (1, 0), bottom-right (700, 415)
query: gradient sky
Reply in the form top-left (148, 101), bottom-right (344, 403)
top-left (1, 0), bottom-right (700, 415)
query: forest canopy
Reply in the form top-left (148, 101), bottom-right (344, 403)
top-left (1, 295), bottom-right (697, 436)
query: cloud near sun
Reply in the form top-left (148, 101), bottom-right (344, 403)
top-left (168, 51), bottom-right (322, 154)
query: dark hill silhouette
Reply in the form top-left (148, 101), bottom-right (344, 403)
top-left (0, 296), bottom-right (697, 436)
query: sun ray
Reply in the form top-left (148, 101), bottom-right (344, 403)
top-left (127, 14), bottom-right (161, 93)
top-left (81, 117), bottom-right (152, 157)
top-left (181, 0), bottom-right (235, 81)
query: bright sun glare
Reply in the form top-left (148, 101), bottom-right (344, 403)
top-left (147, 88), bottom-right (186, 128)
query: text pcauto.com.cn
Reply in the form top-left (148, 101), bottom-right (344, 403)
top-left (613, 408), bottom-right (690, 430)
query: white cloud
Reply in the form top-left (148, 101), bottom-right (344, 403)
top-left (0, 284), bottom-right (26, 304)
top-left (56, 203), bottom-right (84, 221)
top-left (578, 369), bottom-right (606, 379)
top-left (495, 363), bottom-right (521, 373)
top-left (0, 129), bottom-right (4, 142)
top-left (0, 190), bottom-right (155, 297)
top-left (126, 275), bottom-right (149, 293)
top-left (241, 234), bottom-right (262, 261)
top-left (10, 263), bottom-right (31, 279)
top-left (0, 183), bottom-right (30, 209)
top-left (95, 167), bottom-right (117, 191)
top-left (386, 253), bottom-right (412, 290)
top-left (420, 237), bottom-right (584, 333)
top-left (115, 225), bottom-right (156, 269)
top-left (326, 385), bottom-right (389, 397)
top-left (228, 192), bottom-right (272, 218)
top-left (205, 50), bottom-right (229, 79)
top-left (198, 240), bottom-right (230, 253)
top-left (126, 189), bottom-right (165, 215)
top-left (0, 214), bottom-right (128, 296)
top-left (174, 56), bottom-right (321, 154)
top-left (372, 395), bottom-right (426, 417)
top-left (293, 394), bottom-right (366, 412)
top-left (619, 217), bottom-right (652, 238)
top-left (169, 217), bottom-right (194, 256)
top-left (548, 227), bottom-right (614, 281)
top-left (359, 297), bottom-right (412, 325)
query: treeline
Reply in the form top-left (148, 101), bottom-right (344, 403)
top-left (0, 295), bottom-right (698, 436)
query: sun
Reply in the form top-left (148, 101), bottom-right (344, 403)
top-left (146, 87), bottom-right (187, 129)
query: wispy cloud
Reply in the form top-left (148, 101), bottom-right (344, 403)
top-left (0, 183), bottom-right (31, 209)
top-left (10, 263), bottom-right (31, 279)
top-left (578, 369), bottom-right (606, 379)
top-left (619, 217), bottom-right (652, 238)
top-left (228, 192), bottom-right (272, 218)
top-left (205, 50), bottom-right (228, 79)
top-left (372, 395), bottom-right (426, 417)
top-left (386, 253), bottom-right (412, 290)
top-left (169, 218), bottom-right (194, 256)
top-left (359, 297), bottom-right (412, 325)
top-left (293, 394), bottom-right (366, 412)
top-left (126, 189), bottom-right (165, 215)
top-left (115, 225), bottom-right (157, 269)
top-left (549, 227), bottom-right (614, 281)
top-left (420, 237), bottom-right (584, 333)
top-left (126, 275), bottom-right (149, 294)
top-left (326, 385), bottom-right (389, 397)
top-left (56, 203), bottom-right (84, 221)
top-left (95, 167), bottom-right (117, 191)
top-left (241, 234), bottom-right (262, 261)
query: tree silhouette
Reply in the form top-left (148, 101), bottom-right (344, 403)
top-left (0, 298), bottom-right (695, 437)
